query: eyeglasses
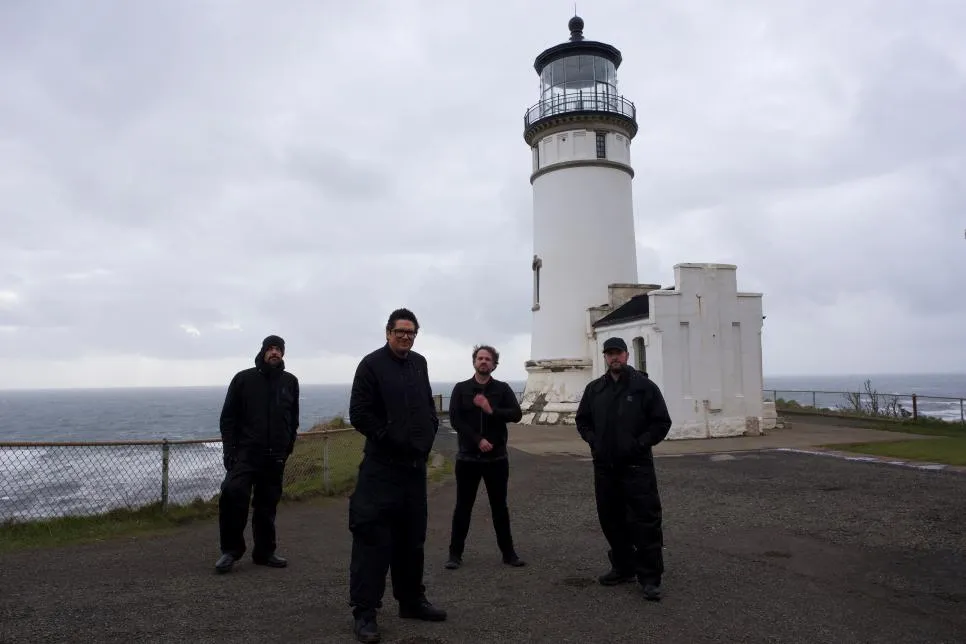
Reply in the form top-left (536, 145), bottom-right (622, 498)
top-left (391, 329), bottom-right (417, 339)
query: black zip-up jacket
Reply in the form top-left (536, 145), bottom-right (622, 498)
top-left (219, 352), bottom-right (300, 460)
top-left (574, 365), bottom-right (672, 465)
top-left (449, 376), bottom-right (522, 461)
top-left (349, 344), bottom-right (440, 462)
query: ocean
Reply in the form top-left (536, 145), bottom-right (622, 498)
top-left (1, 374), bottom-right (963, 523)
top-left (764, 373), bottom-right (966, 422)
top-left (1, 374), bottom-right (963, 444)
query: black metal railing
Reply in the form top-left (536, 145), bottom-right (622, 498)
top-left (766, 389), bottom-right (965, 424)
top-left (524, 92), bottom-right (636, 129)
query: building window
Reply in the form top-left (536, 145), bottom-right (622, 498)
top-left (596, 132), bottom-right (606, 159)
top-left (532, 145), bottom-right (539, 171)
top-left (633, 336), bottom-right (646, 373)
top-left (531, 255), bottom-right (542, 311)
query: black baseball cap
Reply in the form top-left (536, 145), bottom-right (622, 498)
top-left (602, 337), bottom-right (627, 352)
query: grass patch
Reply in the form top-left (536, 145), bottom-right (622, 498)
top-left (0, 418), bottom-right (453, 553)
top-left (828, 436), bottom-right (966, 466)
top-left (873, 419), bottom-right (966, 438)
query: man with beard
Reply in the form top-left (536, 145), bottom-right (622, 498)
top-left (444, 344), bottom-right (525, 570)
top-left (215, 334), bottom-right (300, 574)
top-left (347, 308), bottom-right (446, 643)
top-left (574, 336), bottom-right (672, 601)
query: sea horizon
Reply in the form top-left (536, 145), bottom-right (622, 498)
top-left (2, 370), bottom-right (965, 393)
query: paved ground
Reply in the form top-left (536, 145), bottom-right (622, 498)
top-left (500, 419), bottom-right (938, 458)
top-left (2, 428), bottom-right (966, 643)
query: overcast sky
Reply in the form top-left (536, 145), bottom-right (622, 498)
top-left (1, 0), bottom-right (964, 390)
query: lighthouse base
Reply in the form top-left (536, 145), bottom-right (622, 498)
top-left (519, 358), bottom-right (594, 425)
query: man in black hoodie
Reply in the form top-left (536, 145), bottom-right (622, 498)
top-left (347, 308), bottom-right (446, 643)
top-left (214, 335), bottom-right (299, 574)
top-left (575, 336), bottom-right (672, 602)
top-left (444, 344), bottom-right (524, 570)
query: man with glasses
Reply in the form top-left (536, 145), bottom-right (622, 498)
top-left (346, 308), bottom-right (447, 643)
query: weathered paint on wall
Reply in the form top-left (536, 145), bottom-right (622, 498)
top-left (591, 263), bottom-right (765, 439)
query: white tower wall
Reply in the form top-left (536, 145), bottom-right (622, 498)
top-left (531, 151), bottom-right (638, 361)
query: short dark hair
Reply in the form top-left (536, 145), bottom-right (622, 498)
top-left (386, 308), bottom-right (419, 332)
top-left (472, 344), bottom-right (499, 365)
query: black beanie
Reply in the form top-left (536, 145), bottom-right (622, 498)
top-left (261, 335), bottom-right (285, 355)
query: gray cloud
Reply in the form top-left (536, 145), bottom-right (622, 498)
top-left (1, 0), bottom-right (964, 387)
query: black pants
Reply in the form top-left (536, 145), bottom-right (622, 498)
top-left (348, 454), bottom-right (428, 619)
top-left (218, 453), bottom-right (286, 559)
top-left (448, 457), bottom-right (515, 558)
top-left (593, 461), bottom-right (664, 584)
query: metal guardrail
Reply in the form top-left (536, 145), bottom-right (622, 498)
top-left (524, 92), bottom-right (636, 128)
top-left (766, 389), bottom-right (966, 424)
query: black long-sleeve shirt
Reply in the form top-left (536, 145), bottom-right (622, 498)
top-left (349, 343), bottom-right (439, 461)
top-left (448, 376), bottom-right (522, 461)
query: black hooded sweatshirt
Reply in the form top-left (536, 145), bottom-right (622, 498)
top-left (219, 349), bottom-right (300, 460)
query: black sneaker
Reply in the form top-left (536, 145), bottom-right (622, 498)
top-left (214, 553), bottom-right (236, 574)
top-left (353, 615), bottom-right (380, 643)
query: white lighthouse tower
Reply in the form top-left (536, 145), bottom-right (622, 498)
top-left (520, 16), bottom-right (641, 424)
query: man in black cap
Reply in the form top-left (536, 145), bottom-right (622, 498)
top-left (347, 308), bottom-right (446, 643)
top-left (215, 334), bottom-right (300, 574)
top-left (574, 336), bottom-right (672, 601)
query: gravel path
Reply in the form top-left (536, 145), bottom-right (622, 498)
top-left (2, 442), bottom-right (965, 643)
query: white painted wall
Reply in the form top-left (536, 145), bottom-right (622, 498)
top-left (530, 128), bottom-right (638, 363)
top-left (591, 263), bottom-right (765, 439)
top-left (534, 128), bottom-right (632, 171)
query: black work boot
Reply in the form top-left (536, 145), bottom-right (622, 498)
top-left (598, 568), bottom-right (636, 585)
top-left (598, 549), bottom-right (635, 586)
top-left (642, 581), bottom-right (662, 601)
top-left (399, 597), bottom-right (447, 621)
top-left (353, 614), bottom-right (380, 643)
top-left (444, 554), bottom-right (462, 569)
top-left (503, 553), bottom-right (526, 567)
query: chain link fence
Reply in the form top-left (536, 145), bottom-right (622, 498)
top-left (0, 428), bottom-right (366, 525)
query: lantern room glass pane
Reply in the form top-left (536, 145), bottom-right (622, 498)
top-left (540, 55), bottom-right (618, 101)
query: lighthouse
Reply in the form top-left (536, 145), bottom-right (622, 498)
top-left (518, 16), bottom-right (768, 437)
top-left (519, 16), bottom-right (641, 424)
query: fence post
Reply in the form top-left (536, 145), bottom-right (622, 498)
top-left (912, 394), bottom-right (918, 421)
top-left (434, 394), bottom-right (443, 412)
top-left (812, 391), bottom-right (817, 408)
top-left (161, 439), bottom-right (170, 512)
top-left (323, 434), bottom-right (330, 495)
top-left (960, 398), bottom-right (964, 425)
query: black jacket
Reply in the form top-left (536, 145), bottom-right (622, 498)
top-left (574, 365), bottom-right (672, 465)
top-left (349, 343), bottom-right (440, 462)
top-left (219, 351), bottom-right (300, 459)
top-left (449, 376), bottom-right (522, 461)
